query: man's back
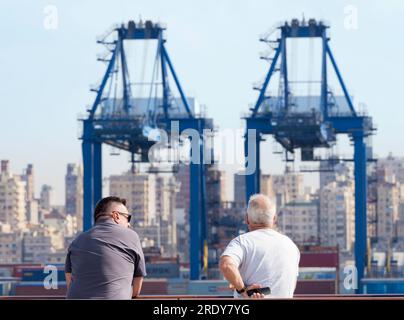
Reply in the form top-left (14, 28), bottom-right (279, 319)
top-left (65, 219), bottom-right (146, 299)
top-left (222, 228), bottom-right (300, 298)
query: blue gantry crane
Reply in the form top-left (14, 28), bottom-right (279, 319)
top-left (244, 18), bottom-right (375, 293)
top-left (80, 20), bottom-right (213, 280)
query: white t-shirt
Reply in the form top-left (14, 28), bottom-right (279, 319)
top-left (221, 228), bottom-right (300, 298)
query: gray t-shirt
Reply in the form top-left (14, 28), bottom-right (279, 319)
top-left (65, 219), bottom-right (147, 299)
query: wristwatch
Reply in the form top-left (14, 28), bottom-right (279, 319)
top-left (236, 286), bottom-right (247, 294)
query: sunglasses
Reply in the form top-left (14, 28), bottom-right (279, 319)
top-left (112, 210), bottom-right (132, 223)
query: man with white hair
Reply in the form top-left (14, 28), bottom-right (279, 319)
top-left (219, 194), bottom-right (300, 298)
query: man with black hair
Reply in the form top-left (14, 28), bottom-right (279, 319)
top-left (65, 196), bottom-right (147, 299)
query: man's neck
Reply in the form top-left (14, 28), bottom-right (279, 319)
top-left (249, 224), bottom-right (273, 232)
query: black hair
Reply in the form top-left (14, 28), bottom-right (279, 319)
top-left (94, 196), bottom-right (127, 222)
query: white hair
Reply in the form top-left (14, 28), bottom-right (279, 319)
top-left (247, 194), bottom-right (276, 225)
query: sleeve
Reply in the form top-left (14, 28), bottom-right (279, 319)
top-left (221, 237), bottom-right (244, 268)
top-left (296, 247), bottom-right (301, 277)
top-left (65, 245), bottom-right (72, 273)
top-left (134, 249), bottom-right (147, 277)
top-left (131, 232), bottom-right (147, 277)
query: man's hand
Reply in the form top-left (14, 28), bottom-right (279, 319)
top-left (220, 257), bottom-right (266, 299)
top-left (132, 277), bottom-right (143, 298)
top-left (241, 283), bottom-right (266, 299)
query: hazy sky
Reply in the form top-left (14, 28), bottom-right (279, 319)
top-left (1, 0), bottom-right (403, 204)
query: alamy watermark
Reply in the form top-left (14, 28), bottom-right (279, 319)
top-left (43, 4), bottom-right (59, 30)
top-left (146, 121), bottom-right (258, 175)
top-left (43, 265), bottom-right (59, 289)
top-left (344, 5), bottom-right (359, 30)
top-left (343, 265), bottom-right (358, 291)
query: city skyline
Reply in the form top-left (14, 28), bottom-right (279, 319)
top-left (2, 0), bottom-right (404, 203)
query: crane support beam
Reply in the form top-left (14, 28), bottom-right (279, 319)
top-left (245, 19), bottom-right (375, 294)
top-left (353, 132), bottom-right (367, 293)
top-left (326, 44), bottom-right (357, 117)
top-left (251, 41), bottom-right (282, 117)
top-left (82, 120), bottom-right (95, 230)
top-left (93, 141), bottom-right (102, 207)
top-left (82, 22), bottom-right (213, 282)
top-left (244, 128), bottom-right (261, 203)
top-left (161, 45), bottom-right (194, 118)
top-left (89, 45), bottom-right (118, 119)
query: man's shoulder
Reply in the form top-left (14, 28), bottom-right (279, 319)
top-left (121, 227), bottom-right (141, 244)
top-left (68, 230), bottom-right (87, 248)
top-left (250, 229), bottom-right (300, 251)
top-left (124, 226), bottom-right (140, 237)
top-left (275, 231), bottom-right (300, 254)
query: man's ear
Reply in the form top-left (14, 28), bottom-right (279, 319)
top-left (272, 215), bottom-right (277, 227)
top-left (112, 212), bottom-right (119, 224)
top-left (245, 214), bottom-right (249, 225)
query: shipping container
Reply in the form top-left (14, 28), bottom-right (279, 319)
top-left (295, 279), bottom-right (336, 294)
top-left (21, 268), bottom-right (66, 282)
top-left (13, 282), bottom-right (67, 296)
top-left (0, 278), bottom-right (19, 296)
top-left (141, 279), bottom-right (168, 295)
top-left (145, 262), bottom-right (180, 279)
top-left (187, 280), bottom-right (232, 296)
top-left (12, 264), bottom-right (42, 278)
top-left (167, 278), bottom-right (188, 295)
top-left (299, 250), bottom-right (339, 268)
top-left (362, 278), bottom-right (404, 294)
top-left (298, 267), bottom-right (336, 280)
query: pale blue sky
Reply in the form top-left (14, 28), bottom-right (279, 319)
top-left (1, 0), bottom-right (403, 204)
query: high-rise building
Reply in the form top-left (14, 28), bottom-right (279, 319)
top-left (65, 163), bottom-right (83, 230)
top-left (261, 174), bottom-right (275, 200)
top-left (155, 175), bottom-right (179, 256)
top-left (278, 200), bottom-right (319, 245)
top-left (398, 202), bottom-right (404, 240)
top-left (174, 164), bottom-right (190, 214)
top-left (0, 224), bottom-right (22, 263)
top-left (21, 164), bottom-right (37, 225)
top-left (40, 185), bottom-right (53, 210)
top-left (172, 165), bottom-right (190, 262)
top-left (22, 164), bottom-right (35, 202)
top-left (378, 154), bottom-right (404, 183)
top-left (206, 166), bottom-right (227, 255)
top-left (110, 172), bottom-right (160, 253)
top-left (233, 172), bottom-right (246, 206)
top-left (109, 171), bottom-right (179, 257)
top-left (22, 229), bottom-right (54, 263)
top-left (374, 155), bottom-right (404, 245)
top-left (0, 160), bottom-right (26, 228)
top-left (377, 179), bottom-right (400, 243)
top-left (233, 170), bottom-right (302, 210)
top-left (320, 161), bottom-right (353, 188)
top-left (206, 166), bottom-right (227, 211)
top-left (26, 199), bottom-right (39, 225)
top-left (110, 172), bottom-right (156, 225)
top-left (320, 181), bottom-right (355, 252)
top-left (272, 171), bottom-right (304, 209)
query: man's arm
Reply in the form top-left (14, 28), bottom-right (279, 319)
top-left (292, 249), bottom-right (301, 295)
top-left (132, 277), bottom-right (143, 298)
top-left (220, 256), bottom-right (265, 299)
top-left (130, 232), bottom-right (147, 298)
top-left (219, 256), bottom-right (245, 292)
top-left (65, 273), bottom-right (72, 291)
top-left (65, 246), bottom-right (73, 296)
